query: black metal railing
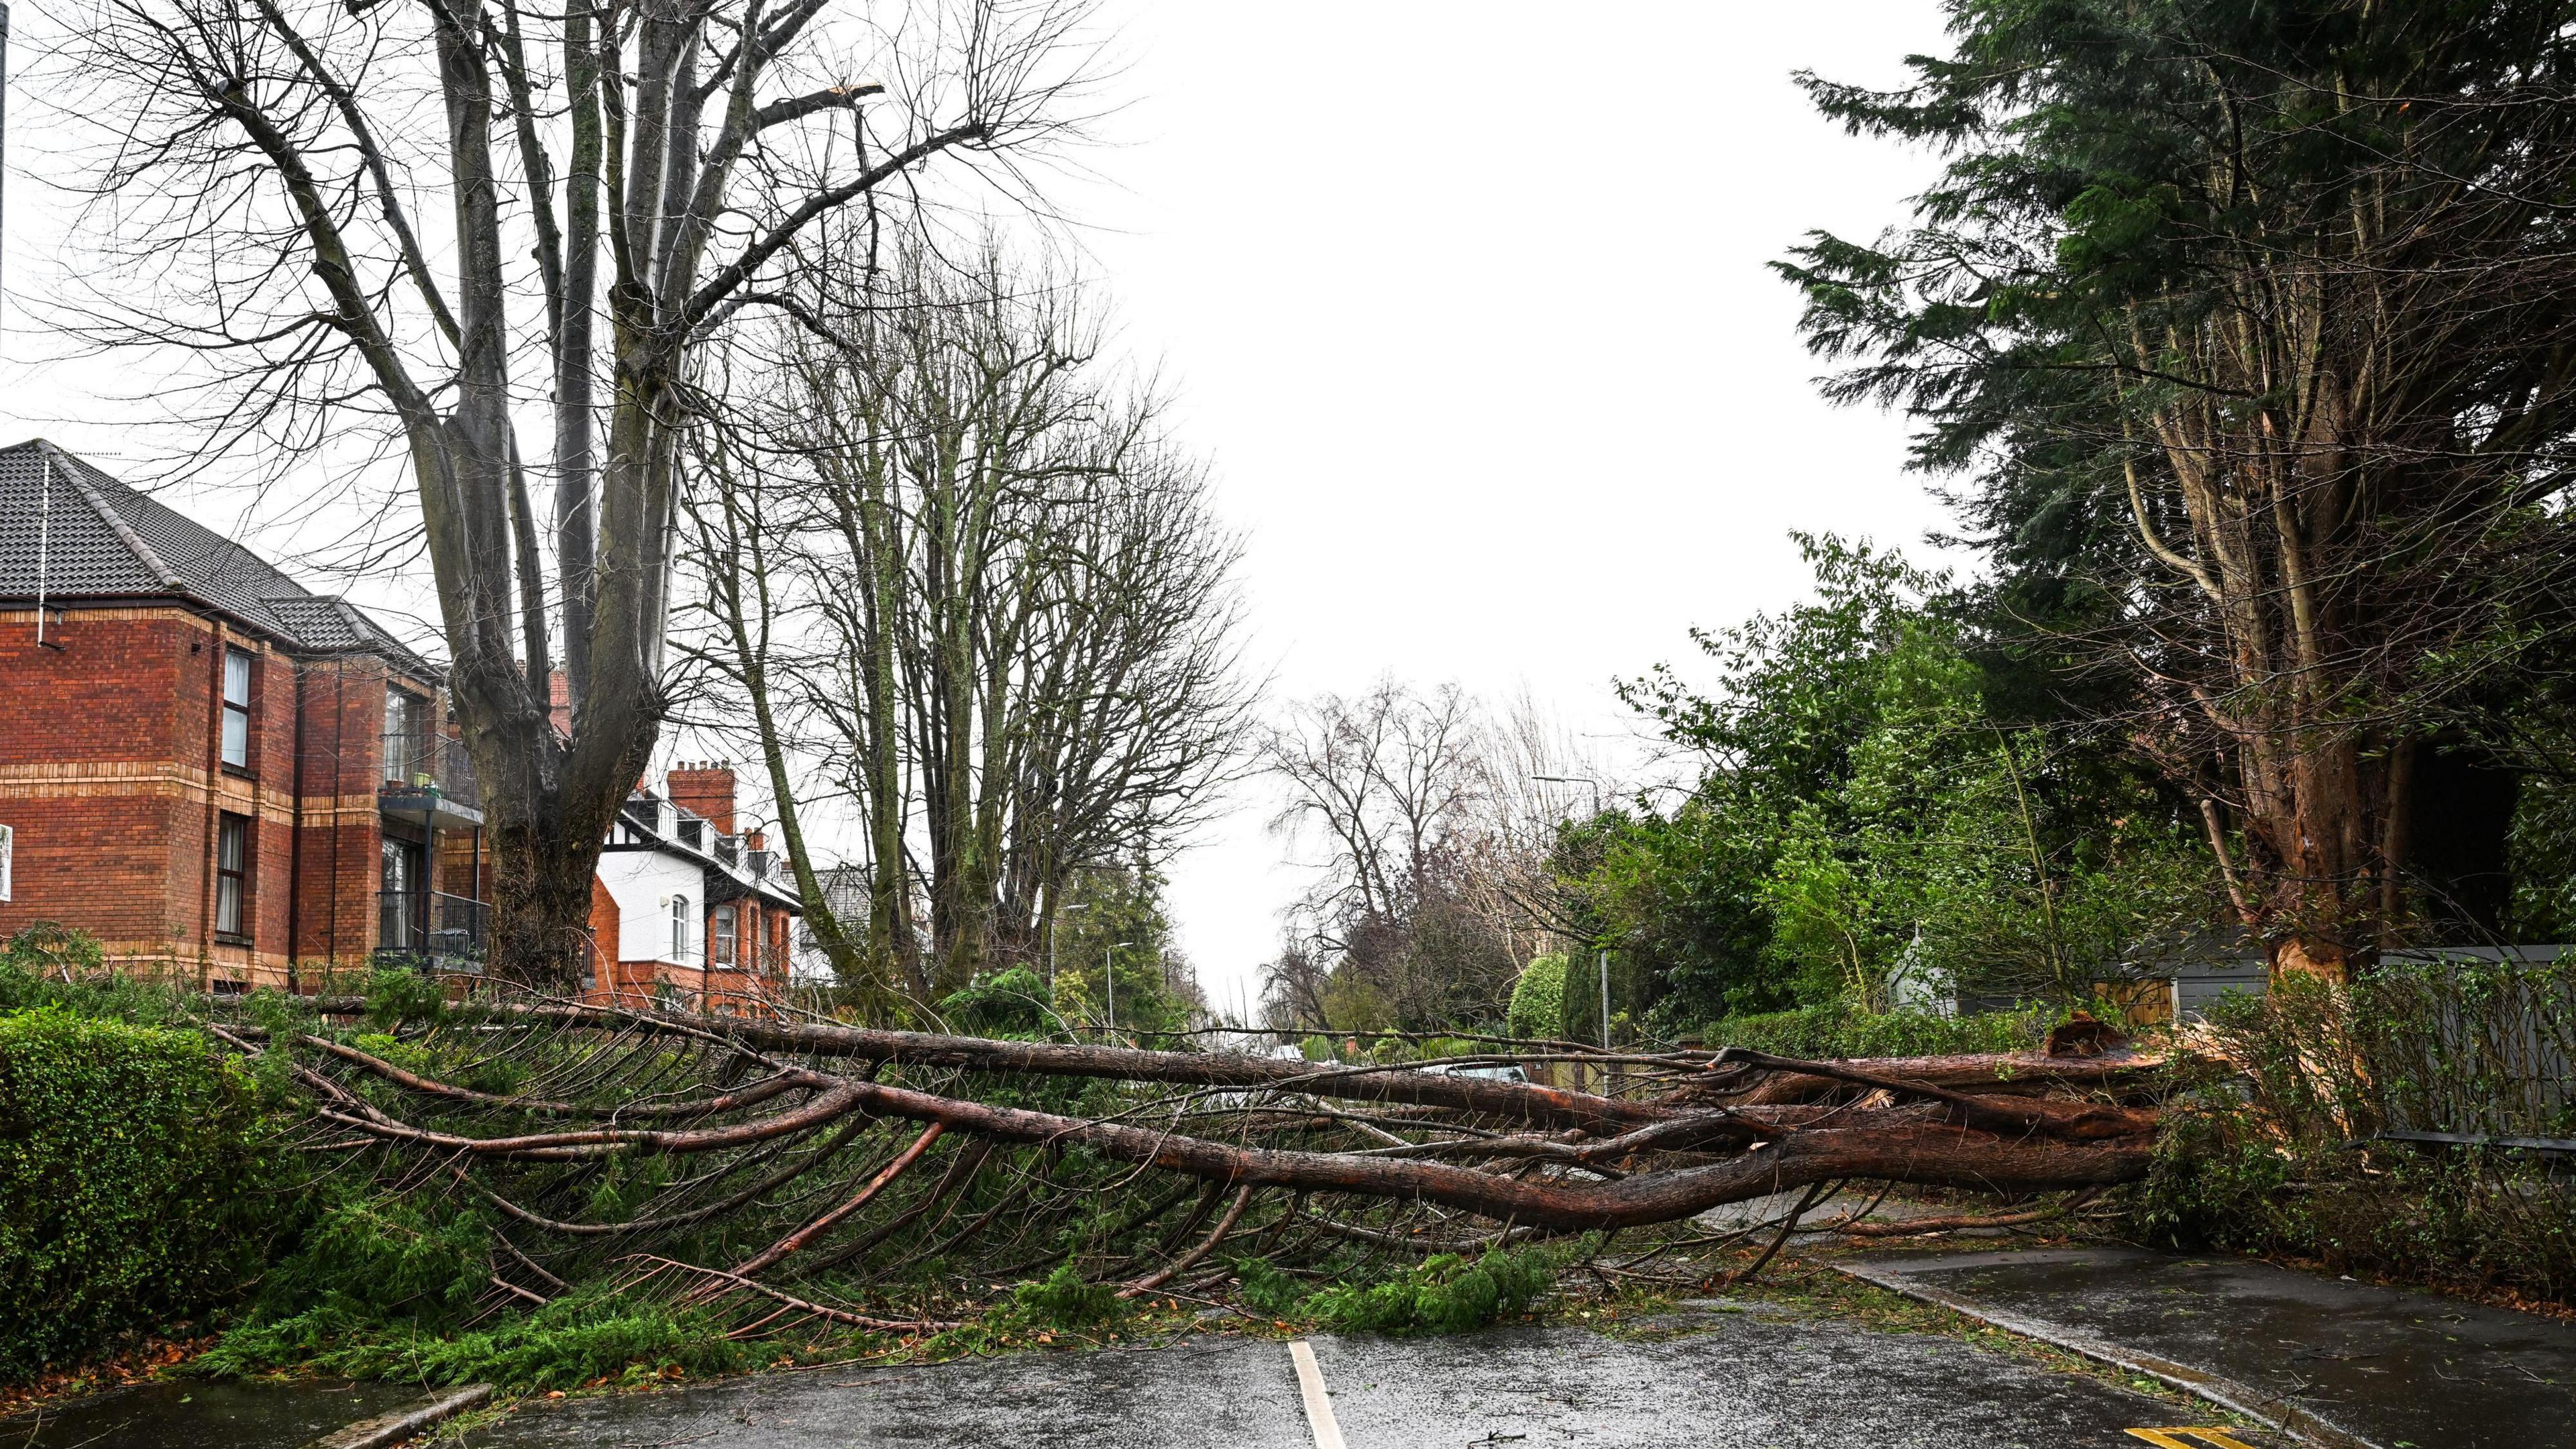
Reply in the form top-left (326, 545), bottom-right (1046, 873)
top-left (380, 734), bottom-right (482, 814)
top-left (378, 889), bottom-right (488, 961)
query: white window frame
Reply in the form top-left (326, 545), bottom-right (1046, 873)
top-left (221, 648), bottom-right (254, 771)
top-left (711, 904), bottom-right (737, 967)
top-left (669, 894), bottom-right (692, 961)
top-left (1, 822), bottom-right (13, 902)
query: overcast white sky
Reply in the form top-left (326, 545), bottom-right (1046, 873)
top-left (0, 1), bottom-right (1960, 1014)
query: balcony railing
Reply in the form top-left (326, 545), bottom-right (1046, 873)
top-left (379, 889), bottom-right (487, 963)
top-left (380, 735), bottom-right (483, 823)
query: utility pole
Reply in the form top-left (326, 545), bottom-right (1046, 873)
top-left (1599, 947), bottom-right (1614, 1094)
top-left (1107, 938), bottom-right (1136, 1034)
top-left (1533, 773), bottom-right (1611, 1088)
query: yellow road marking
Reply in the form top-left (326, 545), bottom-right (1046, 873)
top-left (2126, 1430), bottom-right (2260, 1449)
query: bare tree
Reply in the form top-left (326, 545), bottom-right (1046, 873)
top-left (1261, 682), bottom-right (1595, 1030)
top-left (46, 0), bottom-right (1094, 982)
top-left (689, 241), bottom-right (1254, 1003)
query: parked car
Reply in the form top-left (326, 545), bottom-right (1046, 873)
top-left (1416, 1060), bottom-right (1529, 1083)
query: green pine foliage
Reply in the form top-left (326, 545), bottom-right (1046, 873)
top-left (1303, 1246), bottom-right (1564, 1336)
top-left (1231, 1244), bottom-right (1567, 1336)
top-left (938, 966), bottom-right (1061, 1038)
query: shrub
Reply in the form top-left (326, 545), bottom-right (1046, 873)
top-left (0, 1006), bottom-right (283, 1381)
top-left (1506, 955), bottom-right (1567, 1041)
top-left (1695, 1003), bottom-right (2053, 1059)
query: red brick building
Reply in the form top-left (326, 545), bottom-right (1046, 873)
top-left (0, 439), bottom-right (485, 989)
top-left (0, 439), bottom-right (800, 1006)
top-left (585, 762), bottom-right (803, 1012)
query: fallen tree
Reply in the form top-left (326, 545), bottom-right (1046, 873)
top-left (208, 991), bottom-right (2175, 1345)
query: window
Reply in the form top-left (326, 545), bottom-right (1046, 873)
top-left (380, 835), bottom-right (423, 951)
top-left (221, 649), bottom-right (254, 771)
top-left (215, 814), bottom-right (251, 942)
top-left (711, 905), bottom-right (737, 967)
top-left (0, 822), bottom-right (13, 902)
top-left (383, 687), bottom-right (425, 784)
top-left (669, 896), bottom-right (692, 960)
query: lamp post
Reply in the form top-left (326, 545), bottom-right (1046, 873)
top-left (1532, 774), bottom-right (1615, 1078)
top-left (1107, 938), bottom-right (1136, 1034)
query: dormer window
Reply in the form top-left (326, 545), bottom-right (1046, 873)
top-left (680, 818), bottom-right (705, 850)
top-left (221, 648), bottom-right (254, 771)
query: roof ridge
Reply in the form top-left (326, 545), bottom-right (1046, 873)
top-left (48, 443), bottom-right (184, 591)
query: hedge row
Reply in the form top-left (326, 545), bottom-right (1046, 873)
top-left (0, 1004), bottom-right (282, 1381)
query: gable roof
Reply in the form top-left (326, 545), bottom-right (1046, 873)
top-left (0, 439), bottom-right (437, 678)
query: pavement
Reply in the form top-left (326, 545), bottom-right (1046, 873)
top-left (456, 1308), bottom-right (2237, 1449)
top-left (0, 1378), bottom-right (422, 1449)
top-left (1841, 1246), bottom-right (2576, 1449)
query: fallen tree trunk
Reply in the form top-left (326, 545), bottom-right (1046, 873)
top-left (233, 993), bottom-right (2174, 1324)
top-left (356, 1000), bottom-right (1674, 1134)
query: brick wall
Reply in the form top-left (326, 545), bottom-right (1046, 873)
top-left (0, 606), bottom-right (422, 989)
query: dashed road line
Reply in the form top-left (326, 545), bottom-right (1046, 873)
top-left (1289, 1339), bottom-right (1347, 1449)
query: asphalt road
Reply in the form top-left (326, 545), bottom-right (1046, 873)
top-left (460, 1304), bottom-right (2253, 1449)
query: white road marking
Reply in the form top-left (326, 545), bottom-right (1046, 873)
top-left (1289, 1339), bottom-right (1347, 1449)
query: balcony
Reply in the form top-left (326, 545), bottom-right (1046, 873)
top-left (380, 733), bottom-right (484, 830)
top-left (378, 889), bottom-right (487, 965)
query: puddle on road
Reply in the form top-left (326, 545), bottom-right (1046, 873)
top-left (0, 1378), bottom-right (419, 1449)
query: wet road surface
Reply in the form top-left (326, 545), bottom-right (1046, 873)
top-left (462, 1305), bottom-right (2237, 1449)
top-left (1847, 1246), bottom-right (2576, 1449)
top-left (0, 1378), bottom-right (421, 1449)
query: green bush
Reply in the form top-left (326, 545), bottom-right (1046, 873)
top-left (1695, 1003), bottom-right (2053, 1059)
top-left (1505, 955), bottom-right (1567, 1040)
top-left (0, 1006), bottom-right (283, 1381)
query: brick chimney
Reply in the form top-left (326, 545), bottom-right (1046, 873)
top-left (666, 761), bottom-right (737, 835)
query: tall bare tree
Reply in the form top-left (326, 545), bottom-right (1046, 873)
top-left (690, 242), bottom-right (1254, 1003)
top-left (48, 0), bottom-right (1093, 982)
top-left (1261, 682), bottom-right (1593, 1030)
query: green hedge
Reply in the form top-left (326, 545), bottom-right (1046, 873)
top-left (1693, 1003), bottom-right (2054, 1059)
top-left (0, 1006), bottom-right (282, 1381)
top-left (1505, 955), bottom-right (1567, 1040)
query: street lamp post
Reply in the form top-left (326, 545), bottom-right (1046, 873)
top-left (1107, 938), bottom-right (1136, 1034)
top-left (1532, 774), bottom-right (1616, 1084)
